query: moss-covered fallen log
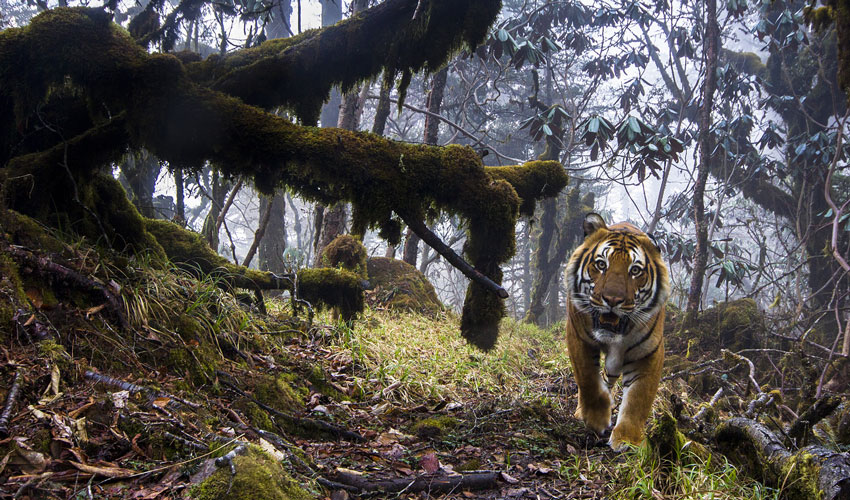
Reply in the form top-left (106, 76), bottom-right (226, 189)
top-left (146, 219), bottom-right (365, 318)
top-left (715, 416), bottom-right (850, 500)
top-left (0, 5), bottom-right (568, 347)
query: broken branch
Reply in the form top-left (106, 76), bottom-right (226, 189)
top-left (399, 213), bottom-right (508, 299)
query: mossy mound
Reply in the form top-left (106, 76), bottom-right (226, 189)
top-left (321, 234), bottom-right (368, 279)
top-left (669, 299), bottom-right (764, 356)
top-left (365, 257), bottom-right (444, 315)
top-left (190, 446), bottom-right (312, 500)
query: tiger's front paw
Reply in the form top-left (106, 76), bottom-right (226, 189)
top-left (609, 423), bottom-right (643, 451)
top-left (577, 395), bottom-right (612, 434)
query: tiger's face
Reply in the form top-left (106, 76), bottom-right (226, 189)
top-left (567, 213), bottom-right (669, 334)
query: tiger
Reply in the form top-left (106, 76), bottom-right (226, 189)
top-left (565, 212), bottom-right (670, 450)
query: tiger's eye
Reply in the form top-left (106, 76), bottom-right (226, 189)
top-left (594, 259), bottom-right (607, 272)
top-left (630, 266), bottom-right (643, 277)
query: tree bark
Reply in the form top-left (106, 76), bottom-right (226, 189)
top-left (120, 149), bottom-right (160, 218)
top-left (685, 0), bottom-right (719, 321)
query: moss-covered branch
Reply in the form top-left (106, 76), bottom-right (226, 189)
top-left (185, 0), bottom-right (502, 123)
top-left (0, 7), bottom-right (569, 346)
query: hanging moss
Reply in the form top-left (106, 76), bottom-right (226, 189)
top-left (321, 234), bottom-right (368, 279)
top-left (365, 257), bottom-right (443, 315)
top-left (190, 446), bottom-right (312, 500)
top-left (296, 268), bottom-right (364, 321)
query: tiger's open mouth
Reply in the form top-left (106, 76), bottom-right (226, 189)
top-left (593, 312), bottom-right (628, 334)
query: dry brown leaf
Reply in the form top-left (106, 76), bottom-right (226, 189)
top-left (420, 451), bottom-right (440, 474)
top-left (84, 303), bottom-right (106, 317)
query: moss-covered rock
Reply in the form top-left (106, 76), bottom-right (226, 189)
top-left (365, 257), bottom-right (443, 315)
top-left (321, 234), bottom-right (368, 279)
top-left (190, 446), bottom-right (312, 500)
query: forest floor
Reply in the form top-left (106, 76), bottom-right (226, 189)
top-left (0, 214), bottom-right (793, 499)
top-left (0, 301), bottom-right (778, 499)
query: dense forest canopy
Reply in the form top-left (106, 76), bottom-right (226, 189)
top-left (1, 0), bottom-right (850, 497)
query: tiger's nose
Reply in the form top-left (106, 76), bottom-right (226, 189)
top-left (603, 294), bottom-right (624, 307)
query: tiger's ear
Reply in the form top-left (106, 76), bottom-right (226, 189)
top-left (583, 213), bottom-right (607, 237)
top-left (646, 233), bottom-right (661, 252)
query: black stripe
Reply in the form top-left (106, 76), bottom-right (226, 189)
top-left (628, 341), bottom-right (660, 364)
top-left (625, 315), bottom-right (661, 354)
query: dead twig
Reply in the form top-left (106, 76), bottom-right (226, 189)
top-left (84, 370), bottom-right (201, 410)
top-left (327, 468), bottom-right (500, 495)
top-left (0, 369), bottom-right (23, 437)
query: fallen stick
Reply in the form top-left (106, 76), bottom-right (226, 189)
top-left (399, 213), bottom-right (508, 299)
top-left (329, 469), bottom-right (500, 495)
top-left (0, 369), bottom-right (23, 437)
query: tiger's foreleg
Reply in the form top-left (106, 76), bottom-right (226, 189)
top-left (609, 345), bottom-right (664, 450)
top-left (567, 329), bottom-right (612, 434)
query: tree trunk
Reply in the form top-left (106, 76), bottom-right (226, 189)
top-left (372, 70), bottom-right (393, 136)
top-left (524, 187), bottom-right (592, 326)
top-left (243, 195), bottom-right (274, 268)
top-left (173, 166), bottom-right (184, 224)
top-left (311, 0), bottom-right (343, 264)
top-left (316, 204), bottom-right (347, 265)
top-left (120, 149), bottom-right (160, 219)
top-left (715, 417), bottom-right (850, 500)
top-left (402, 228), bottom-right (418, 266)
top-left (258, 194), bottom-right (288, 274)
top-left (685, 0), bottom-right (719, 321)
top-left (201, 169), bottom-right (230, 251)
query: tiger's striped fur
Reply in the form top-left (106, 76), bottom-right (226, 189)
top-left (565, 213), bottom-right (670, 450)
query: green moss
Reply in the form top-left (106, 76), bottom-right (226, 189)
top-left (0, 211), bottom-right (66, 255)
top-left (185, 0), bottom-right (502, 123)
top-left (673, 299), bottom-right (764, 356)
top-left (721, 49), bottom-right (767, 77)
top-left (306, 365), bottom-right (349, 402)
top-left (144, 218), bottom-right (278, 290)
top-left (485, 160), bottom-right (568, 216)
top-left (239, 401), bottom-right (275, 431)
top-left (321, 234), bottom-right (368, 279)
top-left (296, 268), bottom-right (364, 321)
top-left (253, 374), bottom-right (303, 413)
top-left (190, 446), bottom-right (312, 500)
top-left (410, 416), bottom-right (459, 439)
top-left (365, 257), bottom-right (443, 315)
top-left (0, 253), bottom-right (26, 333)
top-left (166, 345), bottom-right (220, 386)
